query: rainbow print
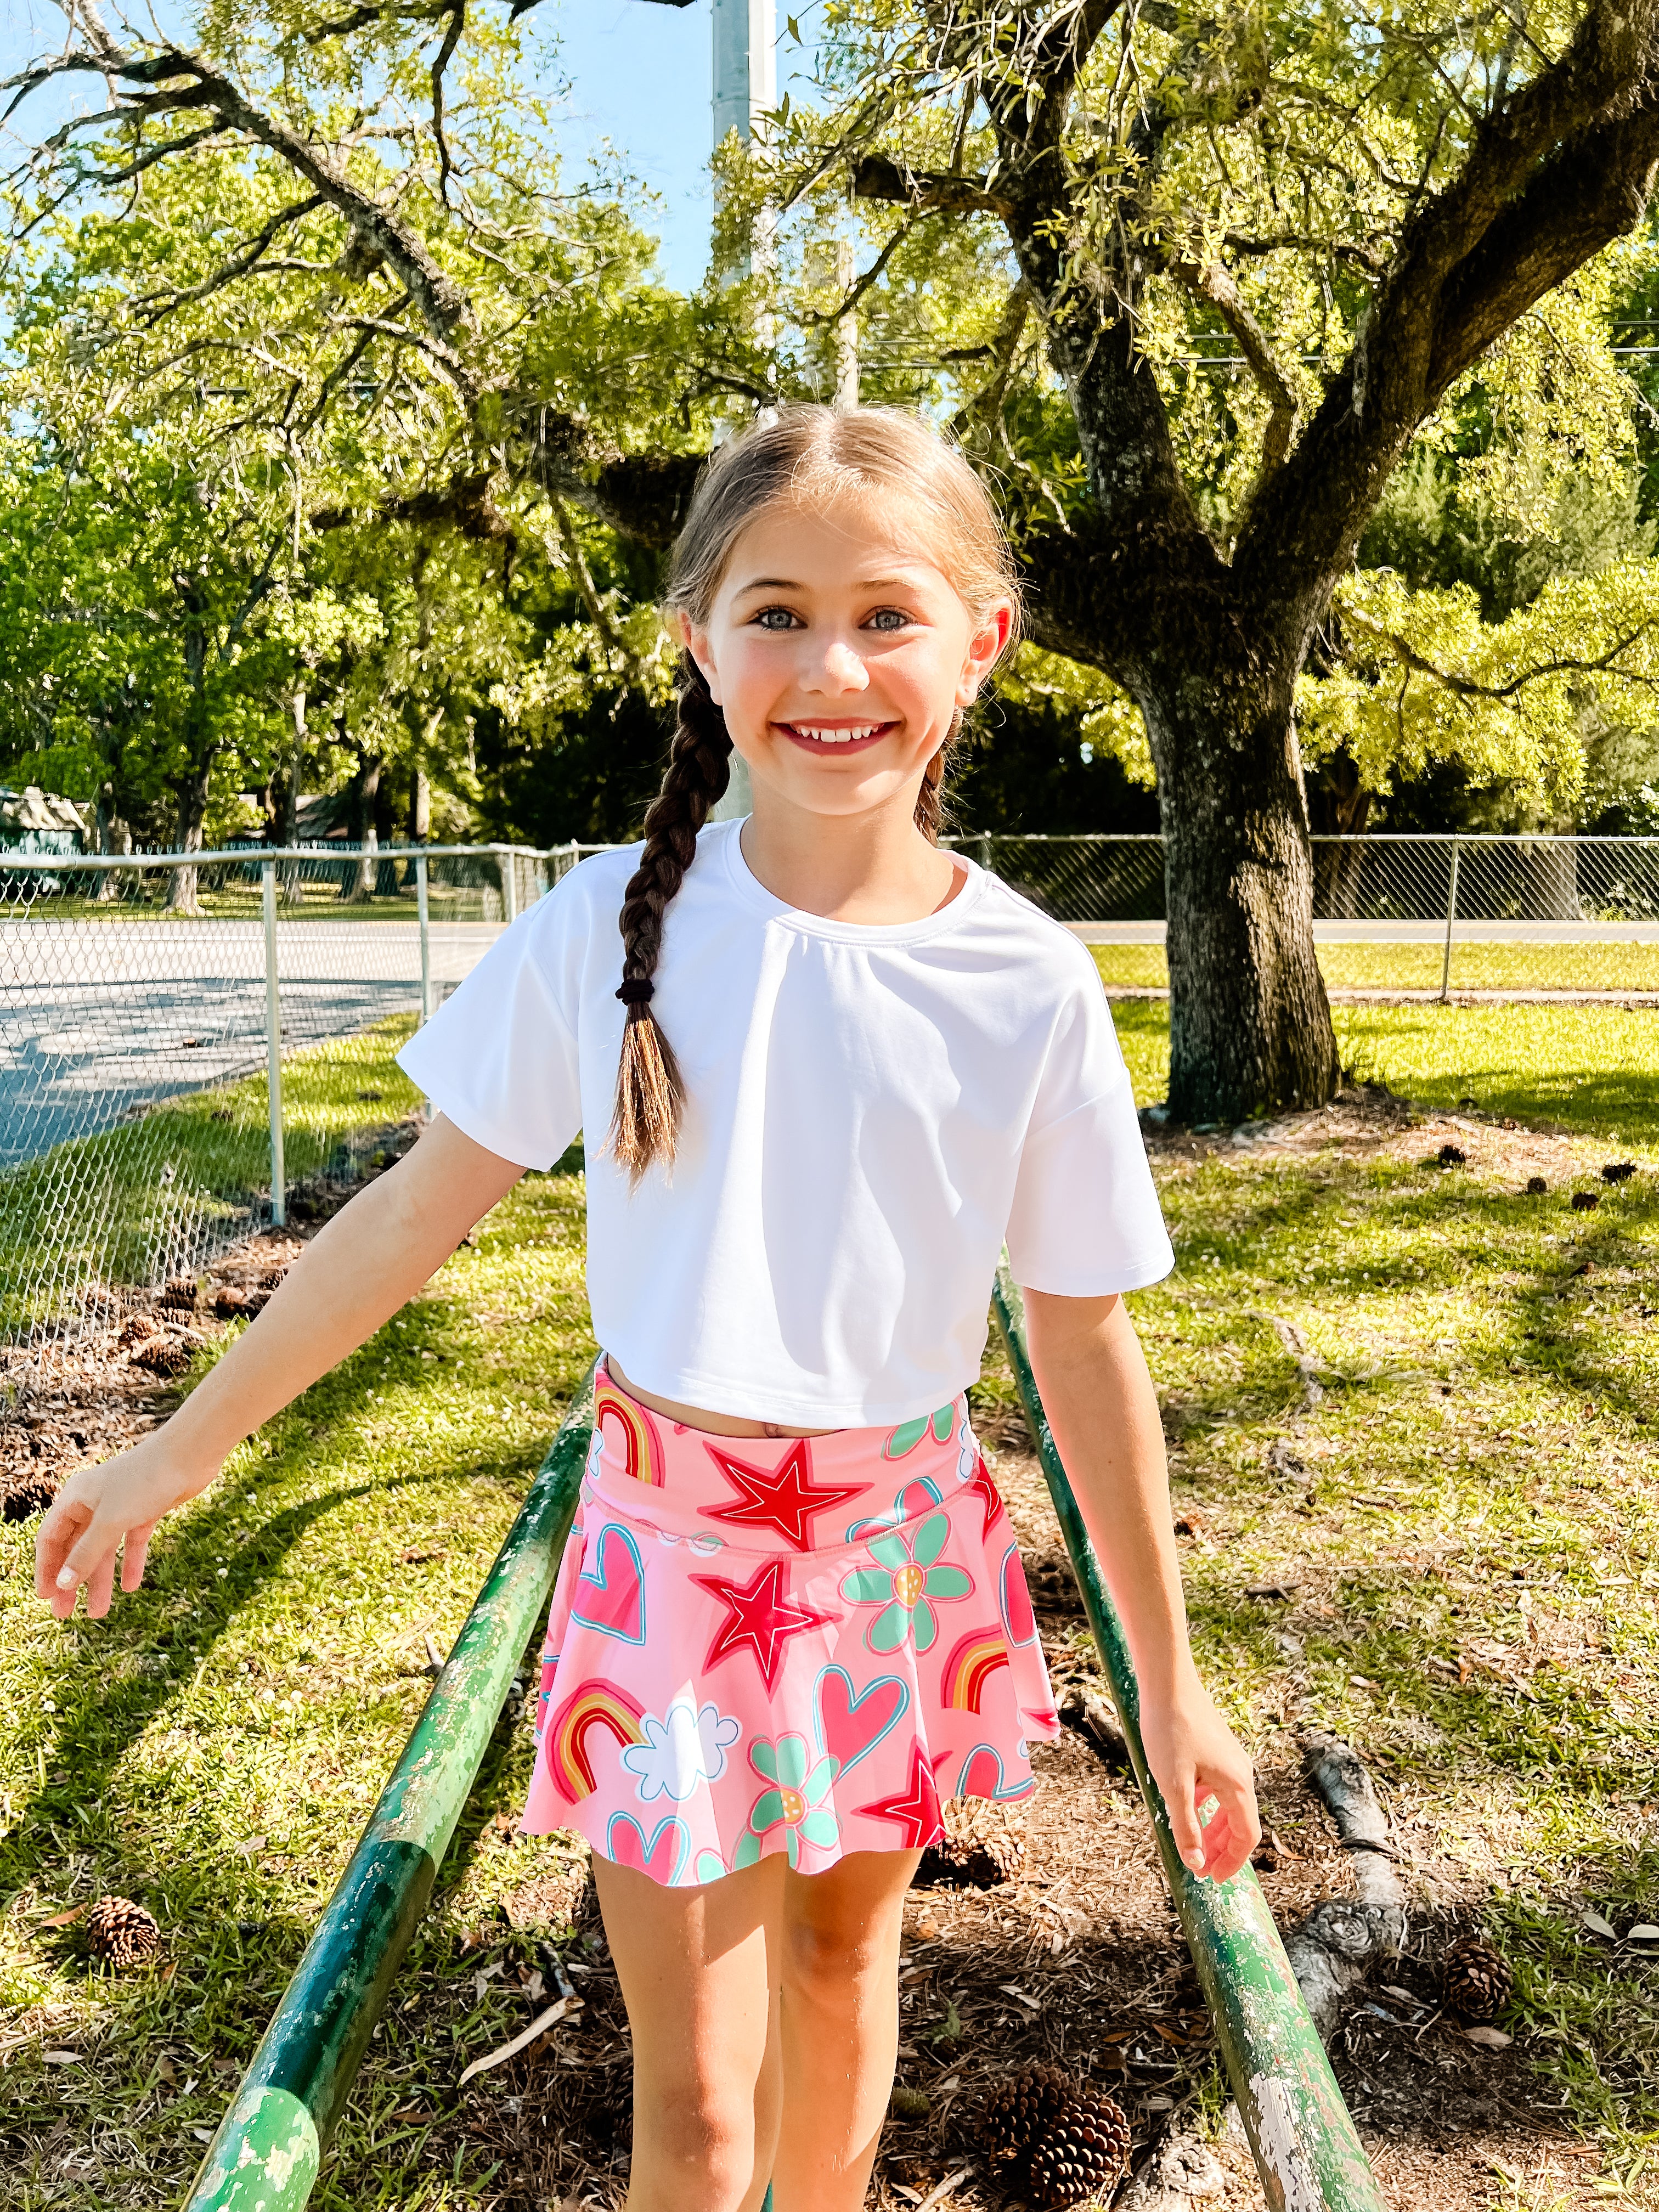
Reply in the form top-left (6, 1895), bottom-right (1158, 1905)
top-left (545, 1681), bottom-right (647, 1802)
top-left (943, 1627), bottom-right (1011, 1712)
top-left (596, 1381), bottom-right (664, 1486)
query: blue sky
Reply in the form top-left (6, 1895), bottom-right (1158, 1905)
top-left (0, 0), bottom-right (817, 292)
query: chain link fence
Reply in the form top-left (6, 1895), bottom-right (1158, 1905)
top-left (6, 828), bottom-right (1657, 1408)
top-left (957, 832), bottom-right (1659, 1000)
top-left (0, 843), bottom-right (595, 1407)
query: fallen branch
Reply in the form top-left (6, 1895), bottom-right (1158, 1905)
top-left (1265, 1313), bottom-right (1325, 1411)
top-left (455, 1993), bottom-right (581, 2088)
top-left (1282, 1729), bottom-right (1406, 2039)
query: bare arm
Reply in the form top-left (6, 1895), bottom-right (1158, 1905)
top-left (1023, 1286), bottom-right (1260, 1884)
top-left (36, 1114), bottom-right (525, 1621)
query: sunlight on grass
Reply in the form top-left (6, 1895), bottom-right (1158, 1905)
top-left (1090, 940), bottom-right (1659, 994)
top-left (1101, 989), bottom-right (1659, 1146)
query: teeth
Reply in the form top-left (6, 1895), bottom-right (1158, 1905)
top-left (794, 724), bottom-right (880, 743)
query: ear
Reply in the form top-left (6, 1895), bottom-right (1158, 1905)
top-left (956, 601), bottom-right (1014, 708)
top-left (679, 611), bottom-right (723, 706)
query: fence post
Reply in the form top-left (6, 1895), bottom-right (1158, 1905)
top-left (1439, 838), bottom-right (1462, 1004)
top-left (500, 847), bottom-right (518, 926)
top-left (979, 833), bottom-right (993, 874)
top-left (262, 862), bottom-right (286, 1229)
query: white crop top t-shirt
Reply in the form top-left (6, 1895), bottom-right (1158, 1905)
top-left (395, 819), bottom-right (1173, 1427)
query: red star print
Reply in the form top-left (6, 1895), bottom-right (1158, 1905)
top-left (963, 1456), bottom-right (1006, 1541)
top-left (691, 1557), bottom-right (837, 1692)
top-left (853, 1742), bottom-right (946, 1849)
top-left (702, 1438), bottom-right (869, 1552)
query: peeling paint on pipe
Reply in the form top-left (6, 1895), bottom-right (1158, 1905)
top-left (181, 1363), bottom-right (599, 2212)
top-left (992, 1264), bottom-right (1386, 2212)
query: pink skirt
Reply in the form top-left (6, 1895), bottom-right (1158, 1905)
top-left (521, 1364), bottom-right (1060, 1886)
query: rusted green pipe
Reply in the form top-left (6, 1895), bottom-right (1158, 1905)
top-left (181, 1361), bottom-right (599, 2211)
top-left (993, 1262), bottom-right (1386, 2212)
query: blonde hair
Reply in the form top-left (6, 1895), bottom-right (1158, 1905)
top-left (608, 404), bottom-right (1021, 1183)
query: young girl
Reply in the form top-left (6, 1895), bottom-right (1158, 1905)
top-left (39, 406), bottom-right (1259, 2212)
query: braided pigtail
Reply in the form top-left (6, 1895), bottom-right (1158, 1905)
top-left (607, 653), bottom-right (733, 1183)
top-left (913, 708), bottom-right (964, 842)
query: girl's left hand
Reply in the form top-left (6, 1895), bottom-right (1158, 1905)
top-left (1138, 1671), bottom-right (1261, 1884)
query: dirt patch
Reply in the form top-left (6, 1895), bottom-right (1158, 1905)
top-left (1140, 1081), bottom-right (1646, 1194)
top-left (0, 1117), bottom-right (421, 1514)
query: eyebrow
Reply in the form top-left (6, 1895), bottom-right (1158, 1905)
top-left (731, 575), bottom-right (915, 595)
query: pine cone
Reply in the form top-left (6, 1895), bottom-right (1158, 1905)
top-left (1437, 1143), bottom-right (1466, 1167)
top-left (86, 1895), bottom-right (161, 1970)
top-left (1025, 2084), bottom-right (1132, 2208)
top-left (132, 1334), bottom-right (193, 1378)
top-left (116, 1314), bottom-right (163, 1353)
top-left (159, 1277), bottom-right (198, 1313)
top-left (977, 2061), bottom-right (1075, 2169)
top-left (1441, 1933), bottom-right (1513, 2022)
top-left (916, 1798), bottom-right (1025, 1891)
top-left (2, 1468), bottom-right (60, 1521)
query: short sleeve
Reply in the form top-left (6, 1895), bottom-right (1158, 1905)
top-left (394, 895), bottom-right (583, 1172)
top-left (1003, 969), bottom-right (1173, 1297)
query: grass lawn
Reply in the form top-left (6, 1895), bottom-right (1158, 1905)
top-left (1108, 995), bottom-right (1659, 1144)
top-left (1090, 943), bottom-right (1659, 996)
top-left (1, 1003), bottom-right (1656, 2207)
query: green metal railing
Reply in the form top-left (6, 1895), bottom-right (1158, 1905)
top-left (183, 1283), bottom-right (1383, 2211)
top-left (993, 1262), bottom-right (1385, 2212)
top-left (180, 1362), bottom-right (599, 2211)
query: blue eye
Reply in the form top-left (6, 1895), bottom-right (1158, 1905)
top-left (754, 607), bottom-right (800, 630)
top-left (866, 608), bottom-right (910, 632)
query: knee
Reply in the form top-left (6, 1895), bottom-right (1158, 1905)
top-left (639, 2072), bottom-right (758, 2197)
top-left (784, 1911), bottom-right (893, 2012)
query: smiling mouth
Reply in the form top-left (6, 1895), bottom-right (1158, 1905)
top-left (777, 720), bottom-right (896, 753)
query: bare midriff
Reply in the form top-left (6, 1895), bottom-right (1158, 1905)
top-left (605, 1359), bottom-right (840, 1441)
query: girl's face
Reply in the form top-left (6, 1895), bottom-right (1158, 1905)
top-left (681, 498), bottom-right (1011, 823)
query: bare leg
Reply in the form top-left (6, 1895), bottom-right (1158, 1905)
top-left (771, 1849), bottom-right (923, 2212)
top-left (593, 1849), bottom-right (785, 2212)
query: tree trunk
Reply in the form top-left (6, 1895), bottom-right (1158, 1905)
top-left (340, 753), bottom-right (381, 901)
top-left (280, 685), bottom-right (304, 901)
top-left (167, 608), bottom-right (212, 913)
top-left (168, 771), bottom-right (211, 912)
top-left (402, 760), bottom-right (430, 888)
top-left (1142, 663), bottom-right (1341, 1126)
top-left (1308, 749), bottom-right (1373, 918)
top-left (94, 781), bottom-right (120, 905)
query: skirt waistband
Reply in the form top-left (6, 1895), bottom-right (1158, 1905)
top-left (584, 1365), bottom-right (991, 1560)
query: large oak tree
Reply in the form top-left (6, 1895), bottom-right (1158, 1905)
top-left (9, 0), bottom-right (1659, 1112)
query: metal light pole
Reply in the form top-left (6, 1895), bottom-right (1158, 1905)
top-left (706, 0), bottom-right (772, 820)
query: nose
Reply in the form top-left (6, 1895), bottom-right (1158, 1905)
top-left (804, 636), bottom-right (870, 692)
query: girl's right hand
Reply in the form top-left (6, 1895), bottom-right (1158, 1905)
top-left (35, 1431), bottom-right (216, 1622)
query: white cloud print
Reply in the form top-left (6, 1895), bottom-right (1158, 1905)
top-left (620, 1697), bottom-right (741, 1803)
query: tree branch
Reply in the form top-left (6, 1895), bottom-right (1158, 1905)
top-left (1169, 255), bottom-right (1301, 518)
top-left (1238, 0), bottom-right (1659, 612)
top-left (1340, 605), bottom-right (1656, 702)
top-left (131, 193), bottom-right (325, 324)
top-left (28, 7), bottom-right (480, 399)
top-left (850, 154), bottom-right (1009, 217)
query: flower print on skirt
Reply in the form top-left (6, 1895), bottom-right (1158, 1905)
top-left (520, 1364), bottom-right (1062, 1886)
